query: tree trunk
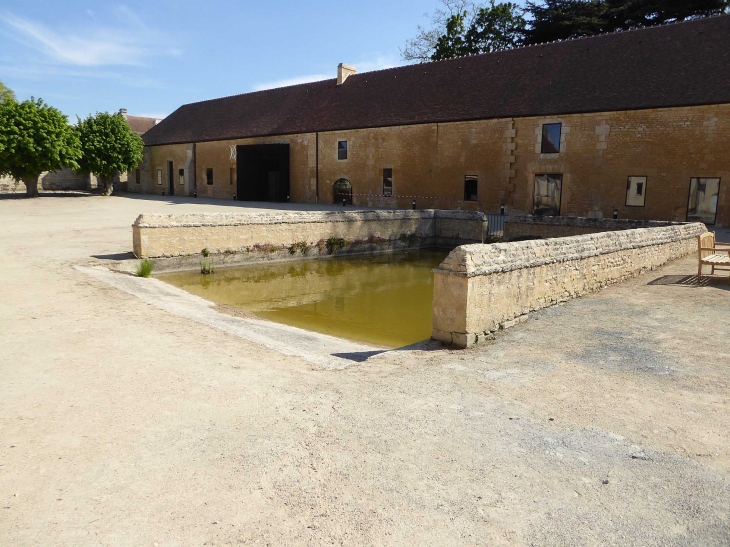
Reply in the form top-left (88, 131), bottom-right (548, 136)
top-left (99, 175), bottom-right (114, 196)
top-left (23, 174), bottom-right (40, 198)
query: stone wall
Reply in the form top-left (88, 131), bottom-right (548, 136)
top-left (432, 223), bottom-right (706, 348)
top-left (503, 215), bottom-right (684, 241)
top-left (132, 209), bottom-right (487, 258)
top-left (0, 169), bottom-right (91, 194)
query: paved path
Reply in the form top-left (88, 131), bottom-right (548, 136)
top-left (1, 194), bottom-right (729, 546)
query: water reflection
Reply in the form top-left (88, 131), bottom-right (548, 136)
top-left (157, 250), bottom-right (448, 348)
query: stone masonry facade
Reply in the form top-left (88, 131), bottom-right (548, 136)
top-left (134, 103), bottom-right (730, 226)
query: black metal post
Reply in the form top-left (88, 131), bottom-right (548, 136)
top-left (412, 200), bottom-right (416, 210)
top-left (613, 209), bottom-right (618, 219)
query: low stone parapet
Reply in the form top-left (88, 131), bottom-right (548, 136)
top-left (132, 209), bottom-right (487, 258)
top-left (503, 215), bottom-right (682, 241)
top-left (432, 223), bottom-right (706, 348)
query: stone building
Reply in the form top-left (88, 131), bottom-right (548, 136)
top-left (138, 15), bottom-right (730, 225)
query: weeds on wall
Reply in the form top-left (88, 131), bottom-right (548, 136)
top-left (252, 243), bottom-right (281, 253)
top-left (200, 259), bottom-right (215, 274)
top-left (288, 241), bottom-right (310, 255)
top-left (136, 258), bottom-right (154, 277)
top-left (325, 237), bottom-right (347, 254)
top-left (201, 248), bottom-right (210, 258)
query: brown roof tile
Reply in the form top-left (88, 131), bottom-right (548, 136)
top-left (143, 15), bottom-right (730, 146)
top-left (126, 115), bottom-right (159, 135)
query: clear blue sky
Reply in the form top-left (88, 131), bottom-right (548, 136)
top-left (0, 0), bottom-right (462, 121)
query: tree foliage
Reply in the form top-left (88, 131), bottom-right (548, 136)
top-left (525, 0), bottom-right (729, 43)
top-left (430, 2), bottom-right (526, 60)
top-left (404, 0), bottom-right (730, 60)
top-left (0, 80), bottom-right (15, 102)
top-left (76, 112), bottom-right (144, 196)
top-left (0, 98), bottom-right (81, 197)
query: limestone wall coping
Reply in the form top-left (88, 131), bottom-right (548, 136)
top-left (504, 215), bottom-right (683, 230)
top-left (438, 223), bottom-right (706, 278)
top-left (133, 209), bottom-right (486, 229)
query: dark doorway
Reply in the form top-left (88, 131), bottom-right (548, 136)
top-left (333, 178), bottom-right (352, 205)
top-left (236, 144), bottom-right (290, 202)
top-left (167, 161), bottom-right (174, 196)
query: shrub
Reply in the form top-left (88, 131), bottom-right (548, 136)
top-left (288, 241), bottom-right (309, 255)
top-left (201, 247), bottom-right (210, 258)
top-left (325, 237), bottom-right (347, 254)
top-left (136, 259), bottom-right (154, 278)
top-left (200, 259), bottom-right (215, 274)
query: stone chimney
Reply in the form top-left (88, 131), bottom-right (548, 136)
top-left (337, 63), bottom-right (356, 85)
top-left (119, 108), bottom-right (128, 119)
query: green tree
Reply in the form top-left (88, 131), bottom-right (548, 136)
top-left (524, 0), bottom-right (729, 44)
top-left (403, 0), bottom-right (527, 62)
top-left (0, 98), bottom-right (81, 198)
top-left (432, 11), bottom-right (471, 60)
top-left (605, 0), bottom-right (729, 28)
top-left (524, 0), bottom-right (608, 44)
top-left (431, 2), bottom-right (526, 60)
top-left (76, 112), bottom-right (144, 196)
top-left (465, 2), bottom-right (527, 54)
top-left (0, 81), bottom-right (15, 102)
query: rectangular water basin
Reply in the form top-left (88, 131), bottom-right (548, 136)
top-left (156, 250), bottom-right (449, 348)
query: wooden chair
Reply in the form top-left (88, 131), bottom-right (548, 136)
top-left (698, 232), bottom-right (730, 280)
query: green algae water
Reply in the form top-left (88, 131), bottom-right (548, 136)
top-left (157, 250), bottom-right (449, 348)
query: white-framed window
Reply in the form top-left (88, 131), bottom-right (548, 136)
top-left (156, 168), bottom-right (162, 185)
top-left (626, 176), bottom-right (647, 207)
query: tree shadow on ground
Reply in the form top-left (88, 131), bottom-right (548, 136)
top-left (0, 192), bottom-right (92, 200)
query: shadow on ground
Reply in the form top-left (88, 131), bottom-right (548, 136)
top-left (648, 274), bottom-right (730, 290)
top-left (332, 339), bottom-right (446, 363)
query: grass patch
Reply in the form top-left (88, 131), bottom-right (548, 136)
top-left (200, 259), bottom-right (215, 275)
top-left (201, 247), bottom-right (210, 258)
top-left (136, 258), bottom-right (154, 278)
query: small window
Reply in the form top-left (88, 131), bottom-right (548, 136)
top-left (178, 168), bottom-right (185, 186)
top-left (464, 175), bottom-right (478, 202)
top-left (541, 123), bottom-right (562, 154)
top-left (626, 176), bottom-right (647, 207)
top-left (383, 168), bottom-right (393, 196)
top-left (230, 167), bottom-right (235, 186)
top-left (156, 168), bottom-right (162, 185)
top-left (135, 169), bottom-right (140, 184)
top-left (337, 140), bottom-right (348, 160)
top-left (206, 168), bottom-right (213, 186)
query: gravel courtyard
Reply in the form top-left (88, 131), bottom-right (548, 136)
top-left (1, 193), bottom-right (729, 546)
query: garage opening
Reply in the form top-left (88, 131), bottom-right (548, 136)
top-left (236, 144), bottom-right (290, 202)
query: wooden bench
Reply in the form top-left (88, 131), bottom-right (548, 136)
top-left (698, 232), bottom-right (730, 280)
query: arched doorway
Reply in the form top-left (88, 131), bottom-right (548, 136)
top-left (333, 178), bottom-right (352, 205)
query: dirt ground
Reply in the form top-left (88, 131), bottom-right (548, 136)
top-left (1, 193), bottom-right (729, 546)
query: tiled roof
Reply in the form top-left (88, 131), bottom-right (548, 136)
top-left (143, 15), bottom-right (730, 146)
top-left (126, 115), bottom-right (159, 135)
